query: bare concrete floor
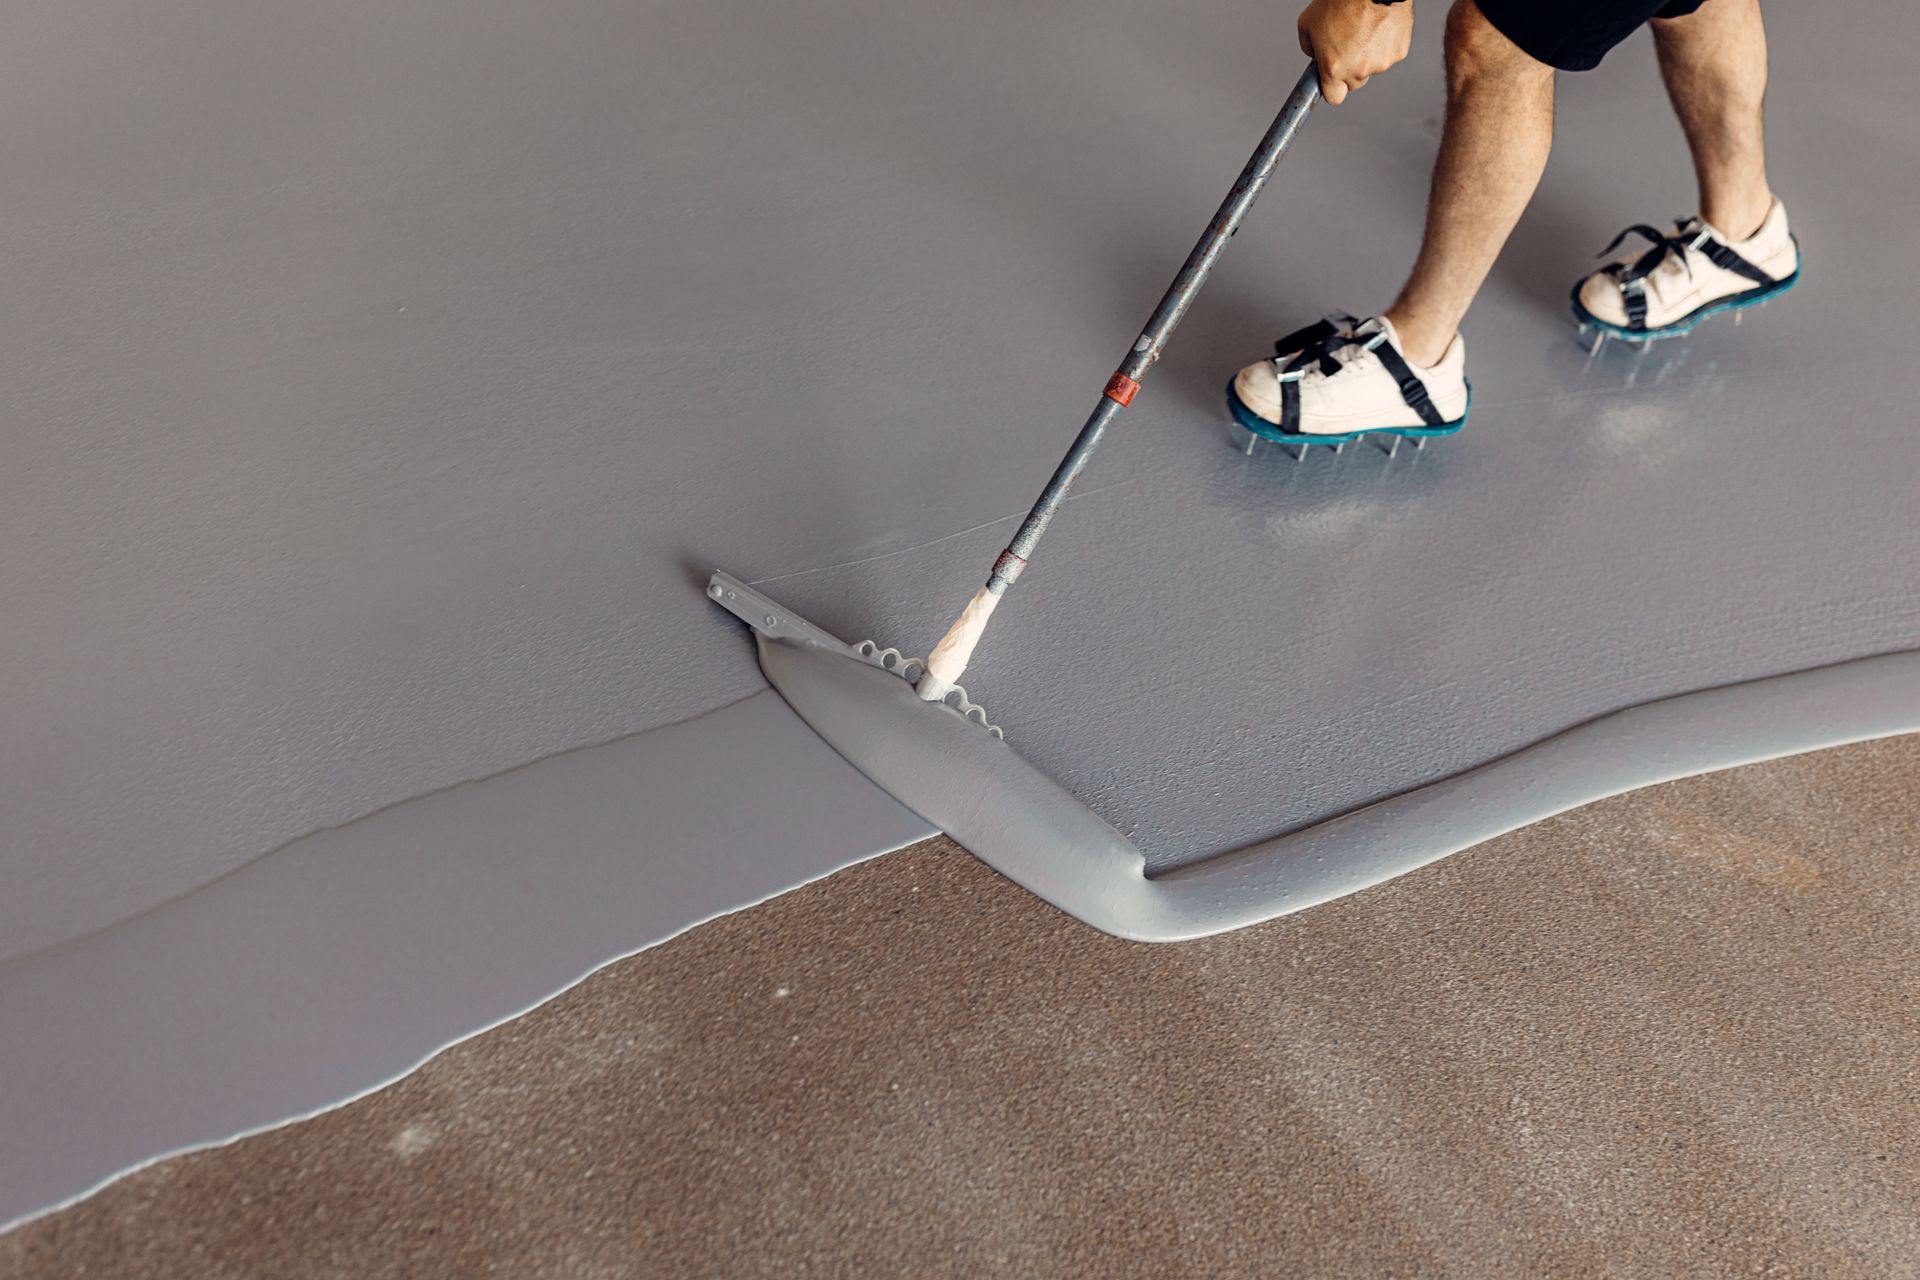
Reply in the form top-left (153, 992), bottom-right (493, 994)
top-left (6, 735), bottom-right (1918, 1279)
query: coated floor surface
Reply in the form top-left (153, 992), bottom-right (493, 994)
top-left (6, 736), bottom-right (1917, 1278)
top-left (7, 0), bottom-right (1917, 954)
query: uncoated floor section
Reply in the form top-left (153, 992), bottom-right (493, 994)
top-left (7, 734), bottom-right (1917, 1279)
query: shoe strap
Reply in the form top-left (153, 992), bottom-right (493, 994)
top-left (1598, 220), bottom-right (1775, 331)
top-left (1271, 311), bottom-right (1361, 361)
top-left (1272, 316), bottom-right (1445, 430)
top-left (1694, 235), bottom-right (1775, 287)
top-left (1370, 339), bottom-right (1446, 427)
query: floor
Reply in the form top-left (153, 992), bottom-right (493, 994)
top-left (5, 0), bottom-right (1918, 1243)
top-left (0, 693), bottom-right (931, 1229)
top-left (7, 735), bottom-right (1917, 1278)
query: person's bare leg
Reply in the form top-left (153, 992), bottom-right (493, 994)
top-left (1651, 0), bottom-right (1772, 240)
top-left (1383, 0), bottom-right (1555, 368)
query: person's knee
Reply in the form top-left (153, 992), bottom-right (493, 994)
top-left (1445, 0), bottom-right (1553, 92)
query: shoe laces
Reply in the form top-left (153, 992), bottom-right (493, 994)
top-left (1599, 218), bottom-right (1713, 292)
top-left (1274, 315), bottom-right (1387, 386)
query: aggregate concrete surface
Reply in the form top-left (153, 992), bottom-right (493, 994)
top-left (6, 736), bottom-right (1917, 1278)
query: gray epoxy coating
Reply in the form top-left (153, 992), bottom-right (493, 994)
top-left (5, 0), bottom-right (1916, 953)
top-left (751, 625), bottom-right (1920, 940)
top-left (0, 691), bottom-right (930, 1230)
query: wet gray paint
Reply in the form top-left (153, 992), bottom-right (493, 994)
top-left (0, 691), bottom-right (930, 1231)
top-left (7, 0), bottom-right (1916, 953)
top-left (2, 0), bottom-right (1918, 1231)
top-left (752, 625), bottom-right (1920, 940)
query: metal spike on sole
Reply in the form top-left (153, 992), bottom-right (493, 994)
top-left (1372, 433), bottom-right (1400, 457)
top-left (1411, 436), bottom-right (1426, 451)
top-left (1227, 421), bottom-right (1262, 457)
top-left (1587, 328), bottom-right (1606, 356)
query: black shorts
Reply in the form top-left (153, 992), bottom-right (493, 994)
top-left (1475, 0), bottom-right (1709, 71)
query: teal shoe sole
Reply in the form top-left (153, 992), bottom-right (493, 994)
top-left (1225, 381), bottom-right (1470, 447)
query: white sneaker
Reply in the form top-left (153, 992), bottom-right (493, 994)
top-left (1228, 315), bottom-right (1470, 443)
top-left (1573, 198), bottom-right (1800, 339)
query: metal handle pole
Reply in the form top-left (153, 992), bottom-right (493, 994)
top-left (916, 63), bottom-right (1323, 702)
top-left (984, 62), bottom-right (1321, 596)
